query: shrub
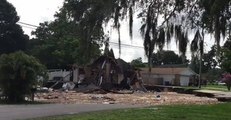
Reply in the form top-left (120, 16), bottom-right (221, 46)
top-left (0, 51), bottom-right (47, 103)
top-left (222, 73), bottom-right (231, 91)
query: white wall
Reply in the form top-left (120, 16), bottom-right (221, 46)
top-left (180, 76), bottom-right (190, 86)
top-left (48, 69), bottom-right (70, 81)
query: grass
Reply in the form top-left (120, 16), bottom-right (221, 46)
top-left (29, 103), bottom-right (231, 120)
top-left (178, 84), bottom-right (229, 92)
top-left (201, 85), bottom-right (229, 92)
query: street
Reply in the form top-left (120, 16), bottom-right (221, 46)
top-left (0, 104), bottom-right (142, 120)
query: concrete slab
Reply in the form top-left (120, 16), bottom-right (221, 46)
top-left (193, 90), bottom-right (231, 101)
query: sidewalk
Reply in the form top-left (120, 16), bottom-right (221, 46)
top-left (193, 89), bottom-right (231, 101)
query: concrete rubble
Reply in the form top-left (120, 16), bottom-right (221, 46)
top-left (35, 90), bottom-right (218, 105)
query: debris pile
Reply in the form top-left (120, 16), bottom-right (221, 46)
top-left (35, 91), bottom-right (218, 105)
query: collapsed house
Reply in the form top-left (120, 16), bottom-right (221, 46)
top-left (82, 55), bottom-right (147, 91)
top-left (44, 55), bottom-right (147, 92)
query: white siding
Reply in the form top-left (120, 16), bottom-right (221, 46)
top-left (180, 76), bottom-right (190, 86)
top-left (48, 69), bottom-right (70, 81)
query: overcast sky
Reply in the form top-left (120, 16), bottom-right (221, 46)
top-left (8, 0), bottom-right (64, 34)
top-left (7, 0), bottom-right (219, 62)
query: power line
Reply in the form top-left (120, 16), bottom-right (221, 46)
top-left (109, 41), bottom-right (144, 49)
top-left (109, 41), bottom-right (191, 54)
top-left (16, 21), bottom-right (144, 48)
top-left (17, 22), bottom-right (192, 55)
top-left (18, 22), bottom-right (39, 28)
top-left (19, 24), bottom-right (37, 30)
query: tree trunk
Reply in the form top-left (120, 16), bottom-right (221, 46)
top-left (227, 85), bottom-right (230, 91)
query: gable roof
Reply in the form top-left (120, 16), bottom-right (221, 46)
top-left (140, 67), bottom-right (198, 75)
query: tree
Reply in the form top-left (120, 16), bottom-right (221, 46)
top-left (131, 57), bottom-right (145, 68)
top-left (190, 46), bottom-right (218, 74)
top-left (221, 73), bottom-right (231, 91)
top-left (203, 46), bottom-right (218, 71)
top-left (190, 30), bottom-right (205, 88)
top-left (59, 0), bottom-right (193, 71)
top-left (223, 37), bottom-right (231, 50)
top-left (29, 7), bottom-right (102, 68)
top-left (199, 0), bottom-right (231, 51)
top-left (219, 38), bottom-right (231, 73)
top-left (0, 51), bottom-right (46, 103)
top-left (0, 0), bottom-right (29, 55)
top-left (220, 49), bottom-right (231, 73)
top-left (220, 38), bottom-right (231, 90)
top-left (188, 0), bottom-right (231, 52)
top-left (189, 45), bottom-right (222, 85)
top-left (190, 55), bottom-right (200, 74)
top-left (203, 68), bottom-right (223, 84)
top-left (221, 38), bottom-right (231, 73)
top-left (152, 50), bottom-right (186, 66)
top-left (29, 21), bottom-right (81, 69)
top-left (52, 0), bottom-right (231, 71)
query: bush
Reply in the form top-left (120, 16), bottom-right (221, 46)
top-left (0, 51), bottom-right (47, 103)
top-left (222, 73), bottom-right (231, 91)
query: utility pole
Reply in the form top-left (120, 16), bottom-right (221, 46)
top-left (198, 54), bottom-right (202, 89)
top-left (199, 30), bottom-right (204, 89)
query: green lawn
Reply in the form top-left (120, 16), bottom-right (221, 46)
top-left (201, 85), bottom-right (229, 92)
top-left (29, 103), bottom-right (231, 120)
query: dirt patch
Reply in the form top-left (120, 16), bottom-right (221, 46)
top-left (35, 91), bottom-right (218, 105)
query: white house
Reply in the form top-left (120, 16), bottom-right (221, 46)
top-left (48, 68), bottom-right (84, 83)
top-left (48, 69), bottom-right (71, 82)
top-left (140, 67), bottom-right (198, 86)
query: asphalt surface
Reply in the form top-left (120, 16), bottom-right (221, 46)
top-left (0, 104), bottom-right (143, 120)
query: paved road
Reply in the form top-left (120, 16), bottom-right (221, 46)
top-left (0, 104), bottom-right (143, 120)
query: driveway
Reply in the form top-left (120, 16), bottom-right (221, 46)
top-left (0, 104), bottom-right (142, 120)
